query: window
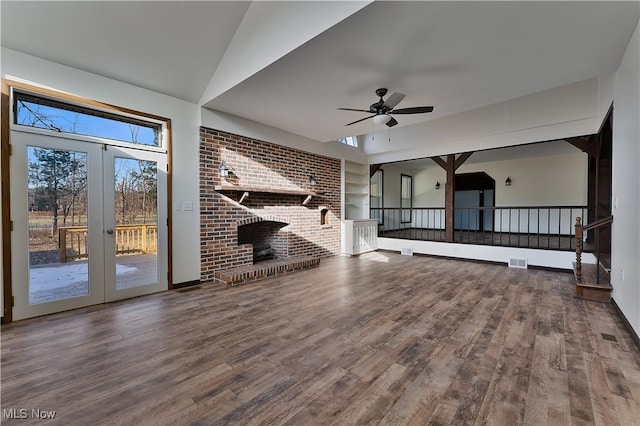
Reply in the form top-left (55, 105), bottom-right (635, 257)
top-left (370, 169), bottom-right (383, 224)
top-left (13, 92), bottom-right (162, 147)
top-left (401, 174), bottom-right (412, 223)
top-left (338, 136), bottom-right (358, 147)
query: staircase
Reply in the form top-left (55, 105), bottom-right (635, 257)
top-left (574, 216), bottom-right (613, 302)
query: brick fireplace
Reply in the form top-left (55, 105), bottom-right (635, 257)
top-left (199, 128), bottom-right (342, 284)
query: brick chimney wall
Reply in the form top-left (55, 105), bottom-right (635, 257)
top-left (199, 127), bottom-right (342, 284)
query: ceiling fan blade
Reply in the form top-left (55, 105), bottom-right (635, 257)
top-left (345, 115), bottom-right (375, 126)
top-left (383, 92), bottom-right (405, 109)
top-left (338, 107), bottom-right (374, 113)
top-left (390, 106), bottom-right (434, 114)
top-left (386, 117), bottom-right (398, 128)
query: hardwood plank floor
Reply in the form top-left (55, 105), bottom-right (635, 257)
top-left (2, 251), bottom-right (640, 425)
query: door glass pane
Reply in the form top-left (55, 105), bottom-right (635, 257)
top-left (28, 146), bottom-right (88, 304)
top-left (113, 157), bottom-right (158, 289)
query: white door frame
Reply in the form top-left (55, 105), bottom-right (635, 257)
top-left (10, 130), bottom-right (168, 320)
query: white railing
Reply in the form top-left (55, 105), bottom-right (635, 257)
top-left (342, 219), bottom-right (378, 255)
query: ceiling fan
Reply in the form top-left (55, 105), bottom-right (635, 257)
top-left (338, 88), bottom-right (433, 127)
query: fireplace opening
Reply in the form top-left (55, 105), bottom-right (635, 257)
top-left (238, 220), bottom-right (289, 263)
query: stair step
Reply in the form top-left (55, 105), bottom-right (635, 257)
top-left (572, 261), bottom-right (612, 302)
top-left (577, 281), bottom-right (613, 290)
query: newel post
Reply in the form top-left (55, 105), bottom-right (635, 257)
top-left (575, 217), bottom-right (583, 283)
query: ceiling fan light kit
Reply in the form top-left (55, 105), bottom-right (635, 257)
top-left (338, 88), bottom-right (433, 128)
top-left (373, 114), bottom-right (391, 125)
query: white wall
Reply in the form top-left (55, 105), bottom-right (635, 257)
top-left (611, 19), bottom-right (640, 335)
top-left (201, 107), bottom-right (367, 164)
top-left (598, 72), bottom-right (615, 126)
top-left (457, 152), bottom-right (588, 207)
top-left (365, 77), bottom-right (600, 163)
top-left (1, 48), bottom-right (201, 285)
top-left (378, 238), bottom-right (596, 271)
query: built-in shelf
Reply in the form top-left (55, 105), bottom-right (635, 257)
top-left (215, 185), bottom-right (319, 205)
top-left (342, 160), bottom-right (369, 221)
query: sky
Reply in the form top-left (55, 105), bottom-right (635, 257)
top-left (17, 99), bottom-right (158, 146)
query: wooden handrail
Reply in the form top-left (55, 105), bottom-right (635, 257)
top-left (575, 215), bottom-right (613, 286)
top-left (582, 215), bottom-right (613, 232)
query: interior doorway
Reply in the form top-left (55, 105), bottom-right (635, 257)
top-left (454, 172), bottom-right (495, 231)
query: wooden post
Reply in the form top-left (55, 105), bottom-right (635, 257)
top-left (575, 217), bottom-right (583, 283)
top-left (59, 227), bottom-right (67, 263)
top-left (445, 155), bottom-right (455, 242)
top-left (141, 225), bottom-right (148, 254)
top-left (431, 152), bottom-right (473, 243)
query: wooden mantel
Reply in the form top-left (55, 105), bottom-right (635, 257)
top-left (214, 184), bottom-right (319, 205)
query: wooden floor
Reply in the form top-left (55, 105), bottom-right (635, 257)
top-left (2, 252), bottom-right (640, 425)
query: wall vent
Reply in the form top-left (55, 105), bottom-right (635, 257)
top-left (401, 248), bottom-right (413, 256)
top-left (508, 257), bottom-right (528, 269)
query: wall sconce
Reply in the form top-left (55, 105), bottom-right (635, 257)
top-left (435, 181), bottom-right (440, 190)
top-left (309, 174), bottom-right (317, 187)
top-left (505, 176), bottom-right (512, 186)
top-left (219, 160), bottom-right (233, 178)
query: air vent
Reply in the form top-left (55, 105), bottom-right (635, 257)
top-left (508, 257), bottom-right (528, 269)
top-left (401, 248), bottom-right (413, 256)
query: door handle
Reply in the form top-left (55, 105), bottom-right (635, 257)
top-left (106, 228), bottom-right (114, 235)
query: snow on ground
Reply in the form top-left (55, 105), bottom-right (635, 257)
top-left (30, 263), bottom-right (138, 291)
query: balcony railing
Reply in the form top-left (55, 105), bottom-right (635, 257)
top-left (58, 224), bottom-right (158, 263)
top-left (371, 205), bottom-right (589, 251)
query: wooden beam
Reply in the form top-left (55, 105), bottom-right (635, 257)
top-left (431, 156), bottom-right (447, 170)
top-left (454, 152), bottom-right (473, 171)
top-left (565, 136), bottom-right (597, 157)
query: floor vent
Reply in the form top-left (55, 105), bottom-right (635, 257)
top-left (508, 257), bottom-right (528, 269)
top-left (401, 248), bottom-right (414, 256)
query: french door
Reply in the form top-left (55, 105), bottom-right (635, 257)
top-left (10, 131), bottom-right (168, 320)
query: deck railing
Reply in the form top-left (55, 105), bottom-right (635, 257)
top-left (372, 205), bottom-right (589, 250)
top-left (58, 224), bottom-right (158, 263)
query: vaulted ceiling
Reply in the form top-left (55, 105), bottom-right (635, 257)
top-left (2, 1), bottom-right (638, 143)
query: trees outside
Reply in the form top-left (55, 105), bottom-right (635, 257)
top-left (114, 158), bottom-right (157, 225)
top-left (28, 147), bottom-right (88, 235)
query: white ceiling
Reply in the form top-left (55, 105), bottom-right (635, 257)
top-left (2, 1), bottom-right (639, 143)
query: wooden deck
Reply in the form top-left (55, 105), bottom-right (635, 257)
top-left (3, 252), bottom-right (640, 424)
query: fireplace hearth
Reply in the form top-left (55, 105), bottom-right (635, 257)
top-left (253, 243), bottom-right (276, 262)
